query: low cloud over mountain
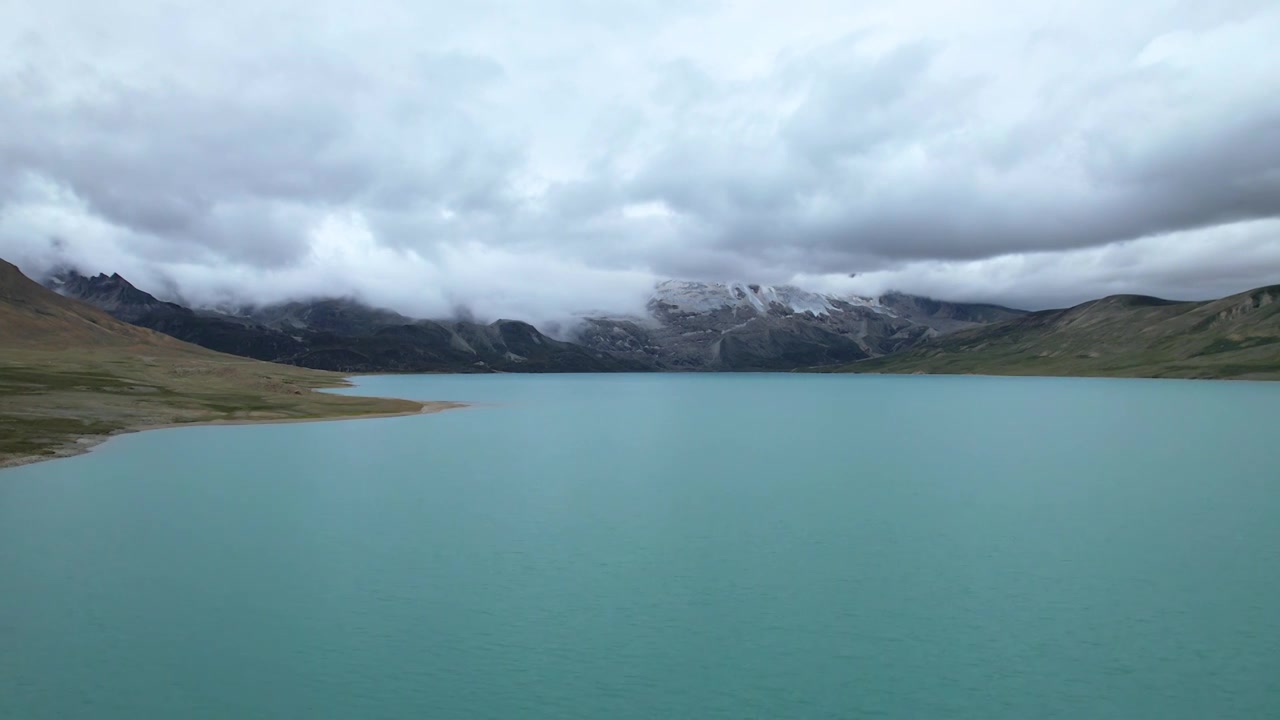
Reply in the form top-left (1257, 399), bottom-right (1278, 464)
top-left (2, 0), bottom-right (1278, 322)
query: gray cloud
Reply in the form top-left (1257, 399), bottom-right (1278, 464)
top-left (0, 36), bottom-right (524, 267)
top-left (619, 27), bottom-right (1280, 270)
top-left (1, 0), bottom-right (1278, 319)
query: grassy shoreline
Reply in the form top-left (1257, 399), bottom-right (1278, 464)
top-left (1, 259), bottom-right (468, 470)
top-left (0, 397), bottom-right (464, 471)
top-left (0, 350), bottom-right (466, 470)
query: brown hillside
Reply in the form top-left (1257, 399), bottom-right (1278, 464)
top-left (0, 259), bottom-right (193, 351)
top-left (1, 259), bottom-right (457, 468)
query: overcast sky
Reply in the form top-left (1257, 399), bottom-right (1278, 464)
top-left (1, 0), bottom-right (1278, 322)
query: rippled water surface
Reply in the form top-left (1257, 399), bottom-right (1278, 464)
top-left (3, 374), bottom-right (1278, 718)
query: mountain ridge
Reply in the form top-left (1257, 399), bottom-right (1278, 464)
top-left (45, 269), bottom-right (650, 373)
top-left (21, 262), bottom-right (1280, 378)
top-left (814, 284), bottom-right (1280, 380)
top-left (43, 269), bottom-right (1026, 372)
top-left (574, 279), bottom-right (1026, 370)
top-left (0, 259), bottom-right (453, 467)
top-left (2, 260), bottom-right (192, 351)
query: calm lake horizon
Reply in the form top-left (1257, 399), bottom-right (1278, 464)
top-left (3, 373), bottom-right (1278, 718)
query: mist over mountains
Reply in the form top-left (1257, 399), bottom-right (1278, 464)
top-left (31, 261), bottom-right (1279, 379)
top-left (41, 266), bottom-right (1028, 372)
top-left (3, 2), bottom-right (1279, 332)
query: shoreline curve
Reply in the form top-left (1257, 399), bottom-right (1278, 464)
top-left (0, 398), bottom-right (467, 472)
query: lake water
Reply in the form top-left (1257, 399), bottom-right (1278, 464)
top-left (2, 374), bottom-right (1279, 718)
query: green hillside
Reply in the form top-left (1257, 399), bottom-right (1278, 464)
top-left (816, 285), bottom-right (1280, 380)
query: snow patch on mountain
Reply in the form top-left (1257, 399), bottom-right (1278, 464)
top-left (650, 280), bottom-right (885, 317)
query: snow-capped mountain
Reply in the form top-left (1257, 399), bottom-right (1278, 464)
top-left (43, 267), bottom-right (1025, 373)
top-left (648, 280), bottom-right (886, 317)
top-left (573, 280), bottom-right (1025, 371)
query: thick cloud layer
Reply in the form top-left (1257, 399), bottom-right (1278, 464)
top-left (1, 0), bottom-right (1278, 319)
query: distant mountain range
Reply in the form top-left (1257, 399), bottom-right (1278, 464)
top-left (575, 280), bottom-right (1024, 370)
top-left (44, 271), bottom-right (1022, 373)
top-left (32, 264), bottom-right (1279, 379)
top-left (46, 270), bottom-right (646, 373)
top-left (815, 287), bottom-right (1280, 380)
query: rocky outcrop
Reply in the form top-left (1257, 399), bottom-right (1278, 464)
top-left (47, 271), bottom-right (188, 324)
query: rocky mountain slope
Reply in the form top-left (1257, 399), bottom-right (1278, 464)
top-left (3, 263), bottom-right (181, 351)
top-left (817, 286), bottom-right (1280, 380)
top-left (46, 270), bottom-right (646, 373)
top-left (574, 280), bottom-right (1025, 370)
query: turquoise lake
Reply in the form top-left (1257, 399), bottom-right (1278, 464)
top-left (2, 373), bottom-right (1279, 718)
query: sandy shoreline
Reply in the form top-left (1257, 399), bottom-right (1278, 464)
top-left (0, 400), bottom-right (467, 471)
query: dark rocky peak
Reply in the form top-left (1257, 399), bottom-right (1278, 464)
top-left (44, 269), bottom-right (190, 323)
